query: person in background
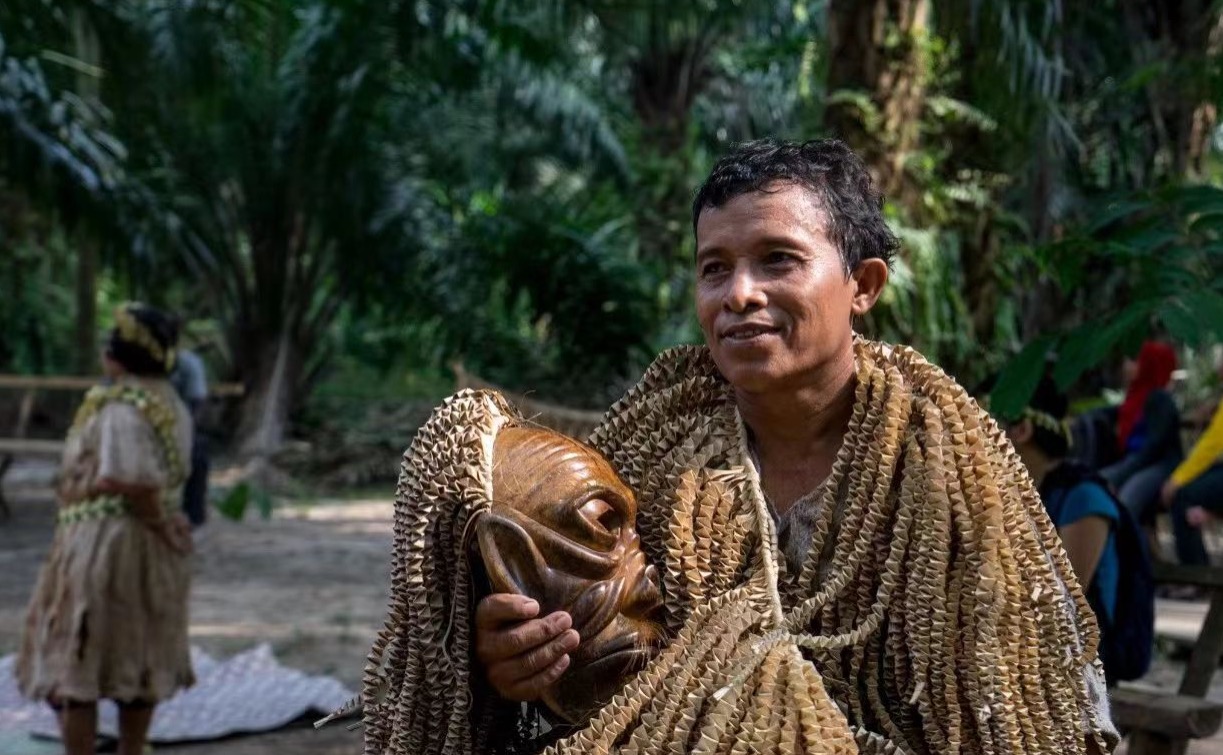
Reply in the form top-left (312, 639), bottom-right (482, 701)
top-left (18, 302), bottom-right (194, 755)
top-left (997, 375), bottom-right (1153, 685)
top-left (1006, 379), bottom-right (1118, 627)
top-left (170, 323), bottom-right (210, 528)
top-left (1161, 356), bottom-right (1223, 566)
top-left (1101, 340), bottom-right (1182, 526)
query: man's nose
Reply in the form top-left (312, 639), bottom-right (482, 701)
top-left (725, 267), bottom-right (765, 312)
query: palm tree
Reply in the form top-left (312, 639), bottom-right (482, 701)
top-left (93, 1), bottom-right (415, 459)
top-left (108, 0), bottom-right (654, 456)
top-left (0, 1), bottom-right (138, 374)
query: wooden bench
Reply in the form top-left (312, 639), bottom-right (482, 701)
top-left (1114, 563), bottom-right (1223, 754)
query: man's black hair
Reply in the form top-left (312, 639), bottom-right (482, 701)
top-left (691, 138), bottom-right (900, 272)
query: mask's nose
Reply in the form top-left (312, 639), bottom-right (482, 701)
top-left (621, 550), bottom-right (663, 622)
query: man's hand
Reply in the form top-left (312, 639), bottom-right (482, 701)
top-left (474, 594), bottom-right (580, 701)
top-left (1190, 400), bottom-right (1219, 429)
top-left (1160, 478), bottom-right (1181, 509)
top-left (1186, 506), bottom-right (1214, 529)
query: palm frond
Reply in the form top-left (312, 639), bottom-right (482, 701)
top-left (494, 49), bottom-right (631, 183)
top-left (0, 32), bottom-right (125, 200)
top-left (938, 0), bottom-right (1074, 153)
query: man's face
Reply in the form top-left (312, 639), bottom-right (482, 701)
top-left (695, 183), bottom-right (859, 393)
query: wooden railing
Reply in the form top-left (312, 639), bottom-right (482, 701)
top-left (450, 363), bottom-right (605, 441)
top-left (0, 374), bottom-right (245, 396)
top-left (0, 374), bottom-right (244, 518)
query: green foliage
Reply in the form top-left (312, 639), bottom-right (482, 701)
top-left (5, 0), bottom-right (1223, 448)
top-left (0, 228), bottom-right (76, 373)
top-left (991, 184), bottom-right (1223, 411)
top-left (988, 334), bottom-right (1058, 420)
top-left (213, 481), bottom-right (273, 522)
top-left (874, 223), bottom-right (973, 365)
top-left (417, 184), bottom-right (657, 406)
top-left (0, 13), bottom-right (141, 247)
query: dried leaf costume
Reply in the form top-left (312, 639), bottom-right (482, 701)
top-left (18, 305), bottom-right (194, 704)
top-left (363, 339), bottom-right (1117, 755)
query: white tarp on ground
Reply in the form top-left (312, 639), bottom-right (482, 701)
top-left (0, 643), bottom-right (352, 743)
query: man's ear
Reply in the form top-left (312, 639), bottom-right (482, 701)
top-left (850, 258), bottom-right (889, 316)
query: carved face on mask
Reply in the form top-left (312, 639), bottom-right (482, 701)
top-left (477, 426), bottom-right (665, 723)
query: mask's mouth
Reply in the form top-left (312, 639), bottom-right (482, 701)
top-left (570, 620), bottom-right (663, 669)
top-left (544, 628), bottom-right (662, 724)
top-left (580, 643), bottom-right (656, 675)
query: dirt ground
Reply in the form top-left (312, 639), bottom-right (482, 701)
top-left (0, 470), bottom-right (389, 754)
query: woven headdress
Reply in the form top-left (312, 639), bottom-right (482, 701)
top-left (107, 302), bottom-right (178, 375)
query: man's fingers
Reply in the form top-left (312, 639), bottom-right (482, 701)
top-left (510, 629), bottom-right (579, 680)
top-left (500, 655), bottom-right (572, 701)
top-left (487, 628), bottom-right (579, 700)
top-left (477, 611), bottom-right (573, 662)
top-left (475, 594), bottom-right (541, 629)
top-left (473, 595), bottom-right (578, 701)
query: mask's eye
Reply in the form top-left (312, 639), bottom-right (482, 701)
top-left (579, 498), bottom-right (622, 537)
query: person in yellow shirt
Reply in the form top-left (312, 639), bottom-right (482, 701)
top-left (1161, 361), bottom-right (1223, 566)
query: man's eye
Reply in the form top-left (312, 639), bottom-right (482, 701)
top-left (699, 262), bottom-right (727, 278)
top-left (765, 251), bottom-right (796, 265)
top-left (578, 498), bottom-right (622, 536)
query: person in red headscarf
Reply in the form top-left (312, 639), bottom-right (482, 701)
top-left (1101, 340), bottom-right (1184, 527)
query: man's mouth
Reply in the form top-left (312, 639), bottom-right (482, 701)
top-left (721, 323), bottom-right (780, 341)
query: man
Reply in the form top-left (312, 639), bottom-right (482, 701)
top-left (170, 326), bottom-right (210, 527)
top-left (471, 139), bottom-right (1116, 753)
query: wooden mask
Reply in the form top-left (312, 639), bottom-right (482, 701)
top-left (477, 426), bottom-right (665, 723)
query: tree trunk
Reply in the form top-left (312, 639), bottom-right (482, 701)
top-left (630, 40), bottom-right (710, 270)
top-left (825, 0), bottom-right (931, 204)
top-left (1175, 6), bottom-right (1223, 178)
top-left (961, 212), bottom-right (1000, 347)
top-left (626, 30), bottom-right (718, 330)
top-left (72, 8), bottom-right (100, 376)
top-left (74, 238), bottom-right (97, 375)
top-left (1122, 0), bottom-right (1221, 180)
top-left (235, 331), bottom-right (302, 464)
top-left (1017, 130), bottom-right (1067, 342)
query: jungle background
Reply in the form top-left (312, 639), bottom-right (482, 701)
top-left (4, 1), bottom-right (1223, 752)
top-left (5, 0), bottom-right (1223, 475)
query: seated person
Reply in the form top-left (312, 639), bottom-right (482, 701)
top-left (1003, 378), bottom-right (1120, 647)
top-left (980, 372), bottom-right (1157, 685)
top-left (1161, 357), bottom-right (1223, 566)
top-left (1101, 340), bottom-right (1183, 525)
